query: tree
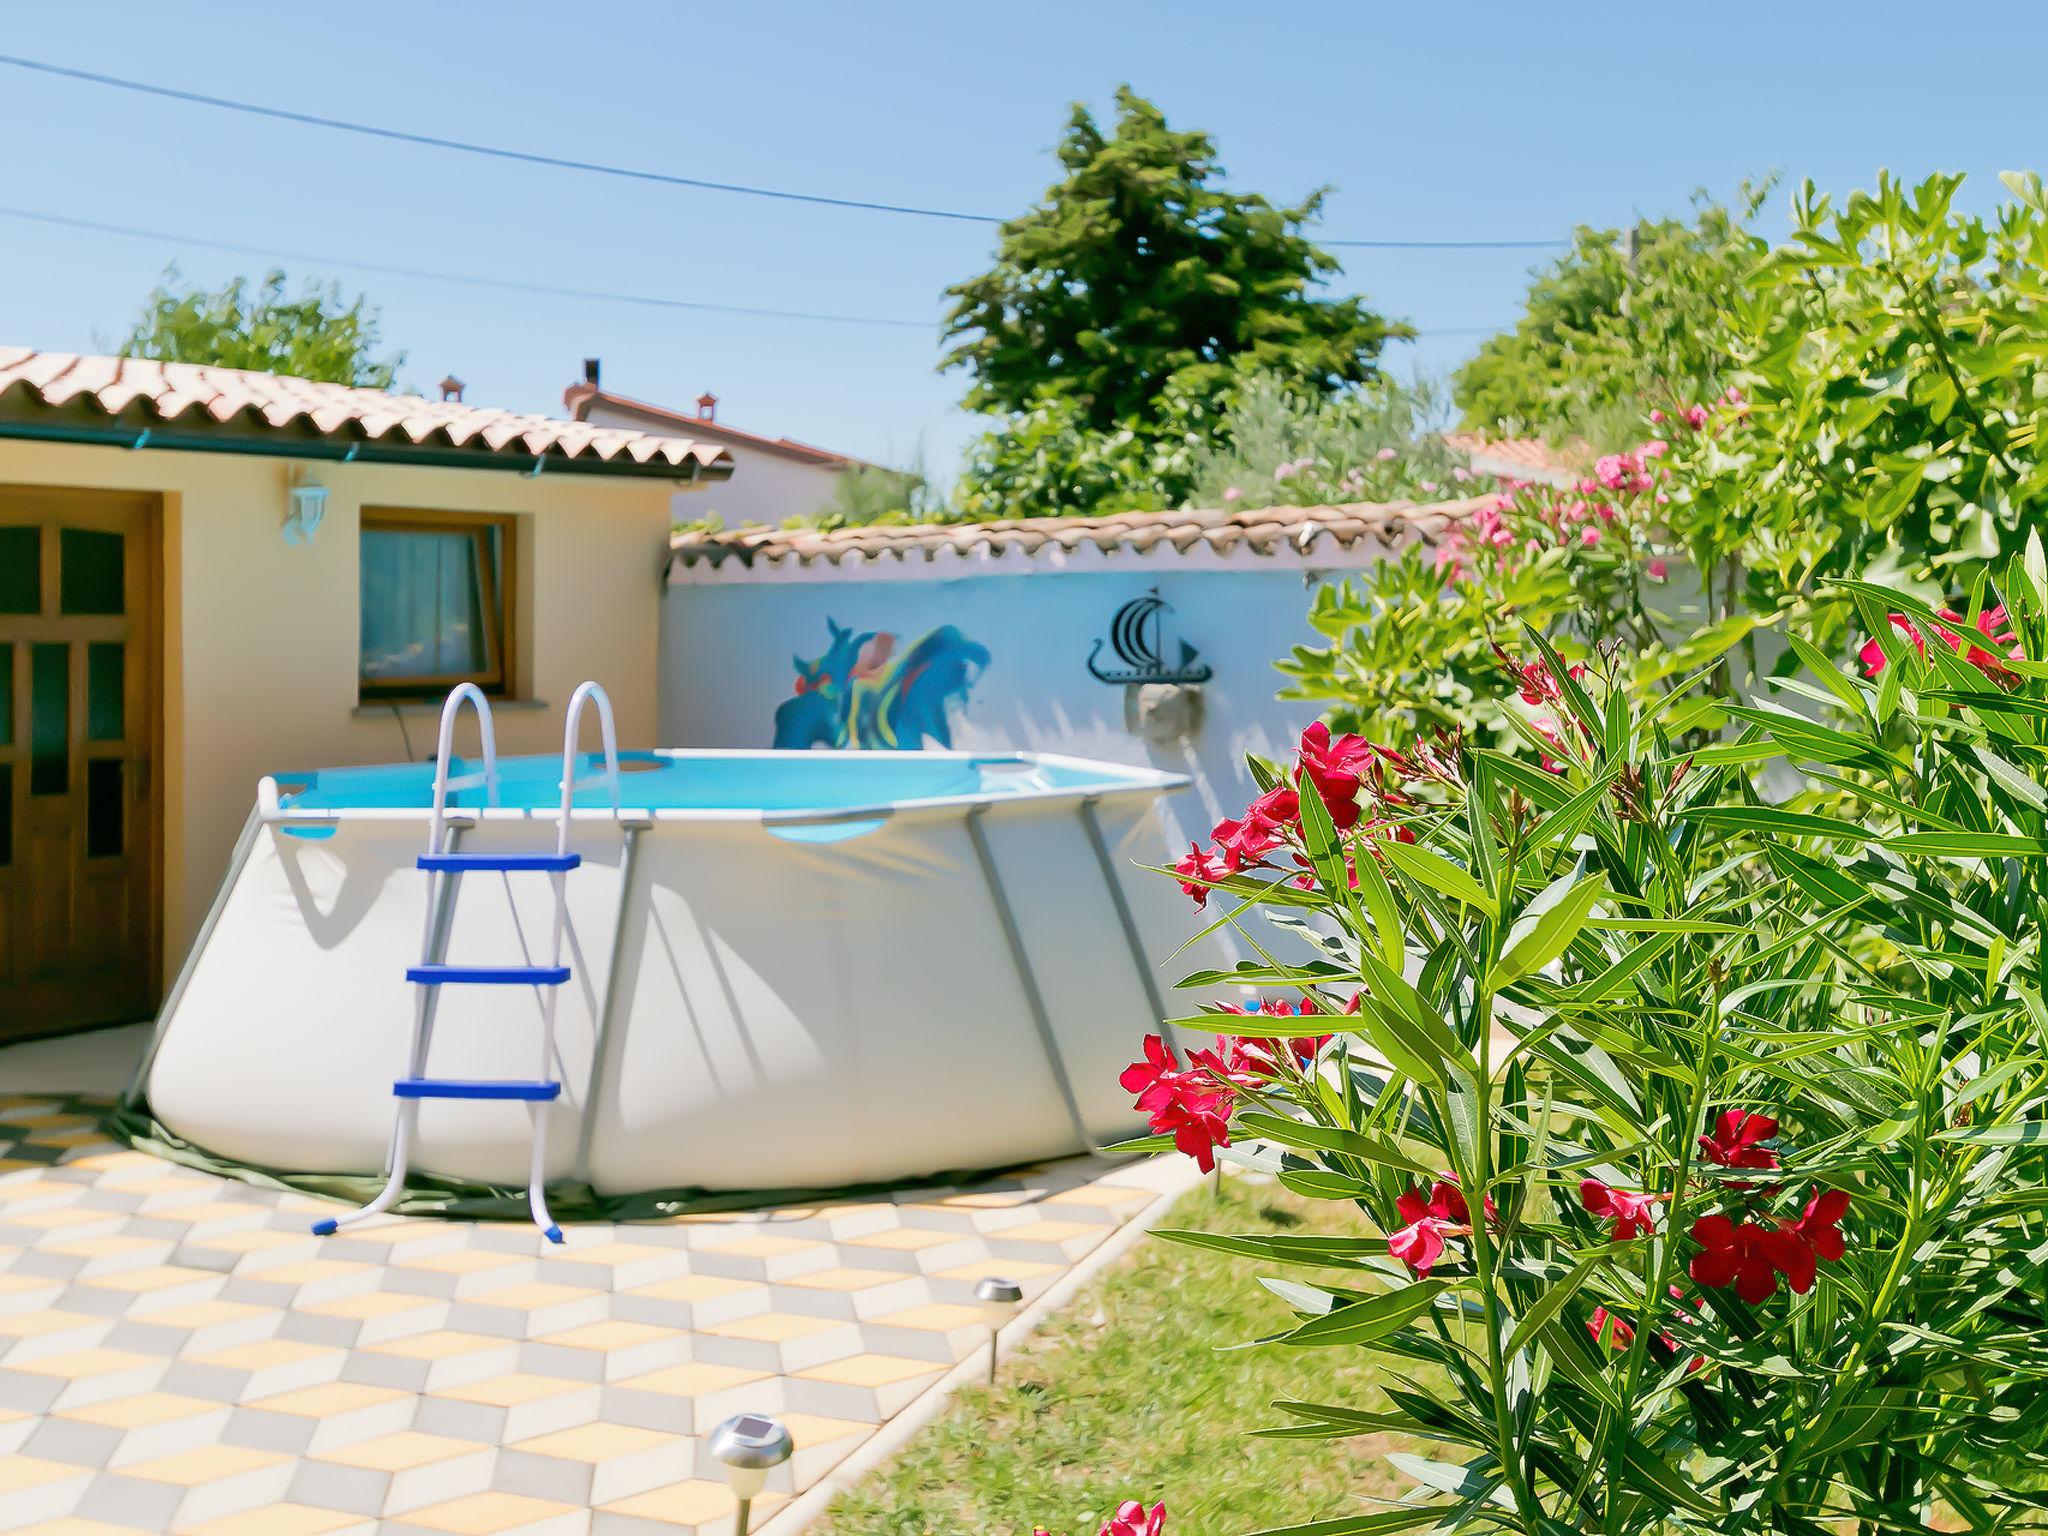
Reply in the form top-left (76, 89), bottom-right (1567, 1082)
top-left (1453, 186), bottom-right (1768, 446)
top-left (115, 267), bottom-right (404, 388)
top-left (941, 87), bottom-right (1405, 434)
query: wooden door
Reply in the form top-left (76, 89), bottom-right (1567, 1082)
top-left (0, 488), bottom-right (159, 1043)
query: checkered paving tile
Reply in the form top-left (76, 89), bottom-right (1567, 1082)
top-left (0, 1092), bottom-right (1177, 1532)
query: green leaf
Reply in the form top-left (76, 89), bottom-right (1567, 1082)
top-left (1886, 831), bottom-right (2048, 858)
top-left (1379, 840), bottom-right (1497, 916)
top-left (1491, 871), bottom-right (1607, 988)
top-left (1237, 1110), bottom-right (1436, 1177)
top-left (1677, 805), bottom-right (1877, 843)
top-left (1278, 1279), bottom-right (1449, 1346)
top-left (1503, 1251), bottom-right (1602, 1360)
top-left (1931, 1122), bottom-right (2048, 1145)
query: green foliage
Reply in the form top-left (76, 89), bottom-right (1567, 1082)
top-left (1667, 170), bottom-right (2048, 658)
top-left (1184, 374), bottom-right (1467, 511)
top-left (1453, 186), bottom-right (1770, 449)
top-left (943, 87), bottom-right (1405, 431)
top-left (1154, 552), bottom-right (2048, 1529)
top-left (951, 385), bottom-right (1205, 519)
top-left (115, 266), bottom-right (404, 388)
top-left (816, 447), bottom-right (947, 527)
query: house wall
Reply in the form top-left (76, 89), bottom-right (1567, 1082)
top-left (660, 561), bottom-right (1342, 861)
top-left (0, 439), bottom-right (685, 986)
top-left (578, 400), bottom-right (844, 525)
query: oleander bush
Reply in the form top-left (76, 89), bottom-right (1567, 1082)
top-left (1133, 550), bottom-right (2048, 1532)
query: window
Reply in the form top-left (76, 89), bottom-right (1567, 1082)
top-left (359, 510), bottom-right (515, 698)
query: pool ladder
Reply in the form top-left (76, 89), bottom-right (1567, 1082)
top-left (312, 681), bottom-right (623, 1244)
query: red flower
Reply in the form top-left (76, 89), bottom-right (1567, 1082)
top-left (1687, 1214), bottom-right (1799, 1303)
top-left (1698, 1110), bottom-right (1779, 1170)
top-left (1587, 1306), bottom-right (1635, 1349)
top-left (1793, 1187), bottom-right (1850, 1261)
top-left (1171, 843), bottom-right (1231, 908)
top-left (1120, 1036), bottom-right (1237, 1173)
top-left (1296, 722), bottom-right (1377, 830)
top-left (1579, 1178), bottom-right (1666, 1241)
top-left (1859, 614), bottom-right (1926, 676)
top-left (1212, 786), bottom-right (1299, 864)
top-left (1936, 604), bottom-right (2020, 679)
top-left (1099, 1502), bottom-right (1166, 1536)
top-left (1388, 1180), bottom-right (1472, 1277)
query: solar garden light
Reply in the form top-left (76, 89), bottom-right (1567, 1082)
top-left (709, 1412), bottom-right (793, 1536)
top-left (974, 1276), bottom-right (1025, 1385)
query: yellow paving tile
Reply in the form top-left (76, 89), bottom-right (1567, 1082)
top-left (3, 1206), bottom-right (118, 1230)
top-left (780, 1266), bottom-right (905, 1292)
top-left (510, 1421), bottom-right (674, 1461)
top-left (0, 1308), bottom-right (103, 1340)
top-left (693, 1233), bottom-right (825, 1258)
top-left (616, 1360), bottom-right (768, 1395)
top-left (151, 1201), bottom-right (272, 1226)
top-left (60, 1151), bottom-right (160, 1173)
top-left (400, 1249), bottom-right (533, 1276)
top-left (553, 1241), bottom-right (675, 1266)
top-left (57, 1391), bottom-right (222, 1428)
top-left (599, 1478), bottom-right (736, 1525)
top-left (1045, 1183), bottom-right (1152, 1205)
top-left (10, 1519), bottom-right (154, 1535)
top-left (302, 1290), bottom-right (440, 1320)
top-left (536, 1320), bottom-right (680, 1351)
top-left (85, 1263), bottom-right (221, 1293)
top-left (122, 1443), bottom-right (288, 1484)
top-left (703, 1311), bottom-right (842, 1342)
top-left (398, 1491), bottom-right (578, 1534)
top-left (184, 1228), bottom-right (308, 1254)
top-left (14, 1347), bottom-right (158, 1379)
top-left (875, 1303), bottom-right (983, 1330)
top-left (367, 1330), bottom-right (508, 1361)
top-left (0, 1453), bottom-right (91, 1494)
top-left (938, 1258), bottom-right (1059, 1283)
top-left (246, 1381), bottom-right (411, 1418)
top-left (440, 1373), bottom-right (591, 1407)
top-left (178, 1502), bottom-right (372, 1535)
top-left (622, 1274), bottom-right (751, 1302)
top-left (777, 1410), bottom-right (870, 1444)
top-left (916, 1189), bottom-right (1038, 1209)
top-left (467, 1282), bottom-right (600, 1309)
top-left (244, 1260), bottom-right (374, 1286)
top-left (141, 1300), bottom-right (271, 1330)
top-left (192, 1339), bottom-right (337, 1372)
top-left (320, 1430), bottom-right (483, 1472)
top-left (845, 1226), bottom-right (957, 1251)
top-left (798, 1352), bottom-right (941, 1387)
top-left (998, 1220), bottom-right (1105, 1244)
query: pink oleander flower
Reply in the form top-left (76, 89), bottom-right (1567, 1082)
top-left (1452, 465), bottom-right (1471, 481)
top-left (1579, 1178), bottom-right (1666, 1241)
top-left (1859, 614), bottom-right (1927, 677)
top-left (1222, 486), bottom-right (1242, 503)
top-left (1646, 558), bottom-right (1669, 581)
top-left (1641, 438), bottom-right (1669, 459)
top-left (1682, 403), bottom-right (1710, 430)
top-left (1375, 446), bottom-right (1398, 461)
top-left (1296, 721), bottom-right (1377, 830)
top-left (1699, 1110), bottom-right (1779, 1171)
top-left (1120, 1036), bottom-right (1235, 1173)
top-left (1099, 1502), bottom-right (1166, 1536)
top-left (1580, 525), bottom-right (1601, 546)
top-left (1388, 1180), bottom-right (1470, 1276)
top-left (1172, 843), bottom-right (1231, 909)
top-left (1649, 407), bottom-right (1665, 424)
top-left (1211, 785), bottom-right (1299, 865)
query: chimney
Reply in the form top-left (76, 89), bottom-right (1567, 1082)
top-left (438, 375), bottom-right (465, 403)
top-left (696, 391), bottom-right (717, 422)
top-left (582, 358), bottom-right (602, 390)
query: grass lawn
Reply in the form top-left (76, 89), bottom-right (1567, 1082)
top-left (815, 1172), bottom-right (1419, 1536)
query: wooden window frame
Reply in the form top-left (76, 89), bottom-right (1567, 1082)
top-left (358, 507), bottom-right (518, 701)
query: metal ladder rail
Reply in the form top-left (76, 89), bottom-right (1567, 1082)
top-left (315, 685), bottom-right (501, 1237)
top-left (521, 682), bottom-right (622, 1239)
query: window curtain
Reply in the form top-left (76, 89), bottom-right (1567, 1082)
top-left (360, 529), bottom-right (487, 681)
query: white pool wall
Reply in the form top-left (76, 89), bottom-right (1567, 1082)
top-left (141, 754), bottom-right (1195, 1195)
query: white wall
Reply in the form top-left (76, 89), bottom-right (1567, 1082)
top-left (580, 400), bottom-right (845, 526)
top-left (661, 563), bottom-right (1340, 860)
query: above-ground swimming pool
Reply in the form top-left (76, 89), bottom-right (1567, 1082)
top-left (132, 742), bottom-right (1195, 1201)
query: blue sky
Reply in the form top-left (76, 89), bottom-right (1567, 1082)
top-left (2, 3), bottom-right (2044, 487)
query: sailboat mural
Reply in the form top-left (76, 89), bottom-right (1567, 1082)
top-left (1087, 588), bottom-right (1213, 685)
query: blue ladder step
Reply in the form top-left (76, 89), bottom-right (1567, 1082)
top-left (407, 964), bottom-right (571, 987)
top-left (418, 852), bottom-right (581, 873)
top-left (394, 1078), bottom-right (562, 1101)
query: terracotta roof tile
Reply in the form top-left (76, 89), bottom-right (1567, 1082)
top-left (0, 348), bottom-right (734, 481)
top-left (670, 496), bottom-right (1489, 573)
top-left (1441, 432), bottom-right (1586, 483)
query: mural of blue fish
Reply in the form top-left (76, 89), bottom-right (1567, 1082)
top-left (773, 618), bottom-right (991, 750)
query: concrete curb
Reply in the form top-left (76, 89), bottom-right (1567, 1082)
top-left (754, 1156), bottom-right (1208, 1536)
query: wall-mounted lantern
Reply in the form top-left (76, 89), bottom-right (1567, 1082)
top-left (283, 470), bottom-right (329, 546)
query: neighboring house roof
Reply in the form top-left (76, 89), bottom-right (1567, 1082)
top-left (669, 496), bottom-right (1488, 582)
top-left (563, 382), bottom-right (880, 472)
top-left (0, 348), bottom-right (735, 480)
top-left (1441, 432), bottom-right (1584, 486)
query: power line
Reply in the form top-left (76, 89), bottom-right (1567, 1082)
top-left (0, 202), bottom-right (1510, 338)
top-left (0, 204), bottom-right (939, 330)
top-left (0, 52), bottom-right (1569, 251)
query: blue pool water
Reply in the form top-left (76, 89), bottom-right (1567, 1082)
top-left (276, 751), bottom-right (1144, 814)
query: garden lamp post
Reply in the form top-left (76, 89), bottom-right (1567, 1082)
top-left (973, 1276), bottom-right (1024, 1385)
top-left (708, 1412), bottom-right (792, 1536)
